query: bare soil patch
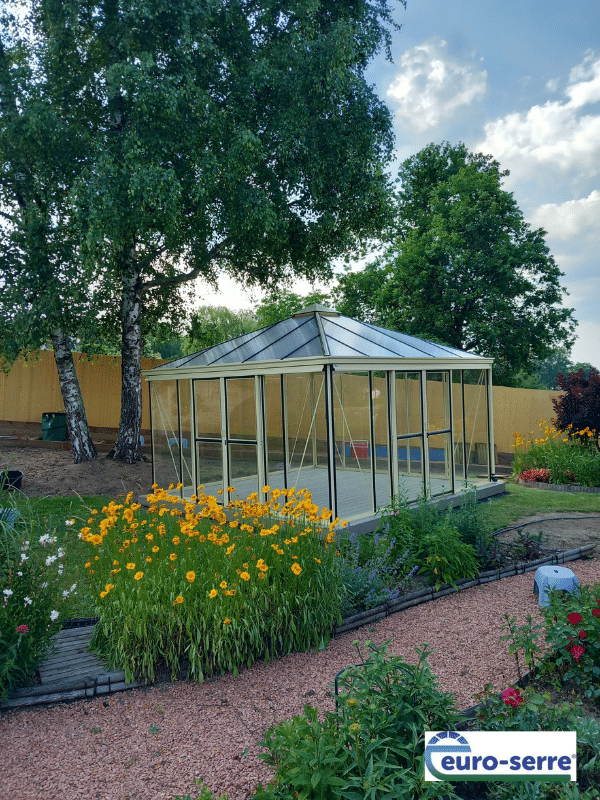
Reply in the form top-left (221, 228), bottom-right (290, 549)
top-left (0, 445), bottom-right (153, 499)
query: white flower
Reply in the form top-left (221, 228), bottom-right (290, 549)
top-left (50, 610), bottom-right (59, 621)
top-left (39, 534), bottom-right (51, 546)
top-left (41, 582), bottom-right (48, 589)
top-left (2, 589), bottom-right (13, 597)
top-left (21, 541), bottom-right (29, 551)
top-left (57, 565), bottom-right (63, 575)
top-left (62, 589), bottom-right (69, 598)
top-left (17, 571), bottom-right (23, 577)
top-left (45, 555), bottom-right (57, 566)
top-left (20, 554), bottom-right (29, 562)
top-left (65, 519), bottom-right (75, 527)
top-left (24, 596), bottom-right (32, 606)
top-left (70, 583), bottom-right (77, 592)
top-left (57, 548), bottom-right (65, 559)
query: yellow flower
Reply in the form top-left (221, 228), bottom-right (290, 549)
top-left (146, 533), bottom-right (153, 541)
top-left (112, 560), bottom-right (119, 566)
top-left (220, 580), bottom-right (227, 589)
top-left (134, 571), bottom-right (144, 580)
top-left (346, 698), bottom-right (357, 707)
top-left (314, 558), bottom-right (321, 564)
top-left (209, 589), bottom-right (218, 598)
top-left (105, 584), bottom-right (115, 592)
top-left (100, 591), bottom-right (107, 598)
top-left (126, 562), bottom-right (136, 570)
top-left (91, 534), bottom-right (102, 546)
top-left (226, 544), bottom-right (235, 555)
top-left (169, 553), bottom-right (177, 561)
top-left (145, 557), bottom-right (152, 563)
top-left (174, 595), bottom-right (184, 605)
top-left (240, 571), bottom-right (250, 581)
top-left (186, 571), bottom-right (195, 583)
top-left (172, 536), bottom-right (180, 546)
top-left (85, 561), bottom-right (92, 569)
top-left (152, 545), bottom-right (159, 553)
top-left (291, 563), bottom-right (302, 576)
top-left (223, 618), bottom-right (231, 624)
top-left (262, 485), bottom-right (271, 493)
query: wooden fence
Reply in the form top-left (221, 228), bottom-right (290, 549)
top-left (0, 351), bottom-right (558, 453)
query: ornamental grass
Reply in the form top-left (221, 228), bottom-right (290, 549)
top-left (512, 420), bottom-right (600, 487)
top-left (79, 485), bottom-right (345, 684)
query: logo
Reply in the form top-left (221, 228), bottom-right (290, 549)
top-left (424, 732), bottom-right (576, 782)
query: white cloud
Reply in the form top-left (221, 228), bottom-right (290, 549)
top-left (530, 191), bottom-right (600, 240)
top-left (477, 53), bottom-right (600, 179)
top-left (386, 39), bottom-right (487, 131)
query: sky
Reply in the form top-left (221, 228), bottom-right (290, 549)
top-left (198, 0), bottom-right (600, 365)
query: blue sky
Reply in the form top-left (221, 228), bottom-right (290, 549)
top-left (202, 0), bottom-right (600, 366)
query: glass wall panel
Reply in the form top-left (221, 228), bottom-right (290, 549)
top-left (228, 443), bottom-right (259, 498)
top-left (195, 379), bottom-right (221, 439)
top-left (227, 378), bottom-right (256, 441)
top-left (372, 373), bottom-right (391, 510)
top-left (196, 441), bottom-right (223, 494)
top-left (428, 432), bottom-right (453, 497)
top-left (178, 380), bottom-right (194, 493)
top-left (426, 372), bottom-right (450, 433)
top-left (396, 372), bottom-right (422, 436)
top-left (452, 372), bottom-right (466, 484)
top-left (397, 436), bottom-right (425, 502)
top-left (463, 370), bottom-right (490, 478)
top-left (264, 375), bottom-right (287, 492)
top-left (151, 380), bottom-right (181, 491)
top-left (285, 372), bottom-right (329, 510)
top-left (333, 372), bottom-right (374, 518)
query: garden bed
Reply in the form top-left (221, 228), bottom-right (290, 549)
top-left (518, 478), bottom-right (600, 494)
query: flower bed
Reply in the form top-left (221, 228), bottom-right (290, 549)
top-left (79, 485), bottom-right (345, 684)
top-left (513, 420), bottom-right (600, 487)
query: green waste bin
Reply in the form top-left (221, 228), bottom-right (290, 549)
top-left (42, 412), bottom-right (68, 442)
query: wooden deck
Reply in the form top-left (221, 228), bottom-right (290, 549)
top-left (1, 625), bottom-right (141, 711)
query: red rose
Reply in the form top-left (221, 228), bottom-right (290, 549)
top-left (592, 609), bottom-right (600, 618)
top-left (502, 688), bottom-right (524, 708)
top-left (568, 612), bottom-right (583, 625)
top-left (570, 644), bottom-right (585, 662)
top-left (579, 630), bottom-right (587, 639)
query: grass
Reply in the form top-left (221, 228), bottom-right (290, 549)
top-left (483, 481), bottom-right (600, 533)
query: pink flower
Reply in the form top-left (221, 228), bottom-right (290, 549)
top-left (570, 644), bottom-right (585, 662)
top-left (568, 612), bottom-right (583, 625)
top-left (16, 624), bottom-right (29, 634)
top-left (502, 688), bottom-right (524, 708)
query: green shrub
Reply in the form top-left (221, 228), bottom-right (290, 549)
top-left (412, 514), bottom-right (479, 590)
top-left (254, 640), bottom-right (461, 800)
top-left (512, 420), bottom-right (600, 487)
top-left (0, 493), bottom-right (78, 699)
top-left (81, 486), bottom-right (344, 683)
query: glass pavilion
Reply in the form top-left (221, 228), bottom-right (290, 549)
top-left (144, 306), bottom-right (500, 526)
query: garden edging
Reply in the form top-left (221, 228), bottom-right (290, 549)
top-left (332, 544), bottom-right (597, 636)
top-left (518, 478), bottom-right (600, 494)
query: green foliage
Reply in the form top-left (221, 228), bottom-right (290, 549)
top-left (333, 141), bottom-right (575, 385)
top-left (81, 486), bottom-right (344, 684)
top-left (187, 306), bottom-right (258, 351)
top-left (411, 514), bottom-right (479, 591)
top-left (254, 290), bottom-right (332, 329)
top-left (254, 640), bottom-right (461, 800)
top-left (540, 583), bottom-right (600, 701)
top-left (0, 492), bottom-right (78, 699)
top-left (499, 613), bottom-right (545, 680)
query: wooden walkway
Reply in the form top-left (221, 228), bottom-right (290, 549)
top-left (1, 625), bottom-right (141, 711)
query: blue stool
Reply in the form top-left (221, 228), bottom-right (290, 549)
top-left (168, 437), bottom-right (189, 448)
top-left (533, 566), bottom-right (580, 607)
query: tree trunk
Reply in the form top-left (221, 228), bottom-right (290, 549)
top-left (50, 329), bottom-right (98, 464)
top-left (111, 260), bottom-right (143, 463)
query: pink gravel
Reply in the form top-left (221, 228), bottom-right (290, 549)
top-left (2, 559), bottom-right (600, 800)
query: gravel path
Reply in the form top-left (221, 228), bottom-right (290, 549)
top-left (3, 558), bottom-right (600, 800)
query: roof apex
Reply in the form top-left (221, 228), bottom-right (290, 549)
top-left (292, 304), bottom-right (339, 318)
